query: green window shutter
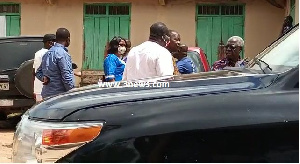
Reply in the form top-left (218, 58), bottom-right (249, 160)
top-left (197, 17), bottom-right (213, 65)
top-left (0, 3), bottom-right (20, 36)
top-left (290, 0), bottom-right (296, 25)
top-left (6, 15), bottom-right (20, 36)
top-left (119, 17), bottom-right (130, 40)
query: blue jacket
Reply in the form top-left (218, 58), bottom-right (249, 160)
top-left (104, 54), bottom-right (125, 81)
top-left (176, 57), bottom-right (196, 74)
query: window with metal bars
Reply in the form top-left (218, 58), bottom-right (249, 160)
top-left (85, 5), bottom-right (106, 15)
top-left (198, 5), bottom-right (243, 15)
top-left (0, 4), bottom-right (19, 13)
top-left (221, 5), bottom-right (243, 15)
top-left (198, 6), bottom-right (220, 15)
top-left (109, 6), bottom-right (129, 15)
top-left (85, 5), bottom-right (130, 15)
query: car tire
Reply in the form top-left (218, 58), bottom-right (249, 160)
top-left (14, 59), bottom-right (34, 98)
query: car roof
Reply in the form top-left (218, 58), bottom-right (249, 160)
top-left (0, 35), bottom-right (43, 39)
top-left (0, 36), bottom-right (43, 42)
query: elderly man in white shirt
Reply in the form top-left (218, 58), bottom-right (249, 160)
top-left (33, 34), bottom-right (56, 102)
top-left (123, 22), bottom-right (174, 81)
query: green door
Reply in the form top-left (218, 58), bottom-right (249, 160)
top-left (6, 15), bottom-right (20, 36)
top-left (290, 0), bottom-right (295, 25)
top-left (0, 4), bottom-right (20, 37)
top-left (196, 5), bottom-right (245, 66)
top-left (83, 4), bottom-right (131, 70)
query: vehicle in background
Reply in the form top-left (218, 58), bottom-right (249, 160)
top-left (0, 36), bottom-right (43, 121)
top-left (12, 25), bottom-right (299, 163)
top-left (187, 47), bottom-right (210, 72)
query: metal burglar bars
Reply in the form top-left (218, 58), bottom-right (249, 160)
top-left (109, 6), bottom-right (129, 15)
top-left (85, 4), bottom-right (130, 15)
top-left (85, 5), bottom-right (106, 15)
top-left (221, 5), bottom-right (243, 15)
top-left (198, 5), bottom-right (244, 15)
top-left (0, 4), bottom-right (19, 13)
top-left (198, 6), bottom-right (220, 15)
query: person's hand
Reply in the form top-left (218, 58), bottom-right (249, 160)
top-left (243, 57), bottom-right (250, 65)
top-left (74, 71), bottom-right (82, 77)
top-left (42, 76), bottom-right (50, 85)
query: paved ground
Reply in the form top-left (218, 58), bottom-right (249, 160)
top-left (0, 130), bottom-right (13, 163)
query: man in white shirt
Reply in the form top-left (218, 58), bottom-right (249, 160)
top-left (123, 22), bottom-right (174, 81)
top-left (33, 34), bottom-right (56, 102)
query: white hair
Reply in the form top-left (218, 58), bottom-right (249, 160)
top-left (227, 36), bottom-right (244, 47)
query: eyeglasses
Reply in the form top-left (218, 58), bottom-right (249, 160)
top-left (225, 44), bottom-right (238, 50)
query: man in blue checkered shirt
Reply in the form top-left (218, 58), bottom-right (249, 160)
top-left (36, 28), bottom-right (75, 99)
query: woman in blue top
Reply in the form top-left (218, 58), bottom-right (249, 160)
top-left (104, 37), bottom-right (127, 82)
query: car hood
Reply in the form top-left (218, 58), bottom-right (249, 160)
top-left (28, 70), bottom-right (278, 120)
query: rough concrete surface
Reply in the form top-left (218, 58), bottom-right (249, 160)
top-left (0, 130), bottom-right (14, 163)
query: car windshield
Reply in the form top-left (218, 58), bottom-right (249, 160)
top-left (248, 26), bottom-right (299, 73)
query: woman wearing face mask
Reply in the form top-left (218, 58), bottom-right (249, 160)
top-left (103, 36), bottom-right (126, 82)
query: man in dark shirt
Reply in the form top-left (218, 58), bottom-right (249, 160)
top-left (173, 44), bottom-right (195, 74)
top-left (36, 28), bottom-right (75, 98)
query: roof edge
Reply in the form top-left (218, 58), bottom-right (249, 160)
top-left (0, 35), bottom-right (43, 40)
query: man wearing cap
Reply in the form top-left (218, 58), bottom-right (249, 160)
top-left (33, 34), bottom-right (56, 102)
top-left (123, 22), bottom-right (174, 81)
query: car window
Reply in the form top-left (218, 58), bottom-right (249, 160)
top-left (0, 41), bottom-right (43, 71)
top-left (248, 27), bottom-right (299, 73)
top-left (187, 51), bottom-right (205, 73)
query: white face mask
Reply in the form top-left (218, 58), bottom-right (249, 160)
top-left (118, 46), bottom-right (127, 55)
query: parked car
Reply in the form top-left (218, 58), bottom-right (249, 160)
top-left (12, 24), bottom-right (299, 163)
top-left (0, 36), bottom-right (43, 120)
top-left (187, 47), bottom-right (210, 72)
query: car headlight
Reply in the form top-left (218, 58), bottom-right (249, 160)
top-left (12, 113), bottom-right (103, 163)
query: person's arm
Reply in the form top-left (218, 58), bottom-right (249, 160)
top-left (176, 61), bottom-right (185, 74)
top-left (211, 61), bottom-right (219, 71)
top-left (104, 57), bottom-right (117, 82)
top-left (74, 71), bottom-right (82, 77)
top-left (156, 51), bottom-right (174, 76)
top-left (35, 64), bottom-right (44, 82)
top-left (122, 65), bottom-right (128, 81)
top-left (184, 60), bottom-right (194, 74)
top-left (57, 53), bottom-right (75, 91)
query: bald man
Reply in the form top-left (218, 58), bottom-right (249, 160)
top-left (36, 28), bottom-right (75, 98)
top-left (123, 22), bottom-right (174, 81)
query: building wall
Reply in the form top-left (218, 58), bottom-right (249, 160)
top-left (0, 0), bottom-right (286, 85)
top-left (244, 0), bottom-right (285, 58)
